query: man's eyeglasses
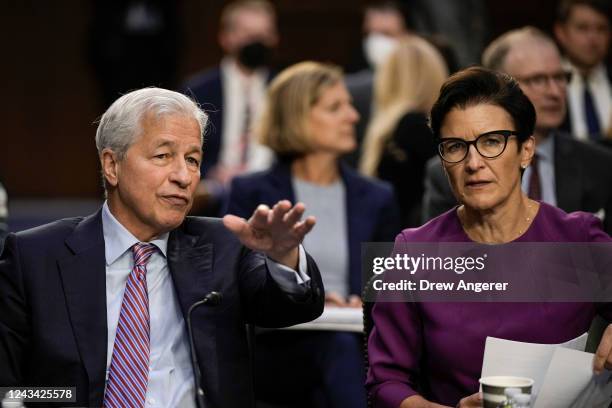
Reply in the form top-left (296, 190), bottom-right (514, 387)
top-left (514, 71), bottom-right (572, 90)
top-left (437, 130), bottom-right (519, 163)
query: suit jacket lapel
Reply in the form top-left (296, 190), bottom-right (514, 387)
top-left (58, 210), bottom-right (107, 406)
top-left (268, 161), bottom-right (296, 204)
top-left (167, 225), bottom-right (219, 402)
top-left (341, 164), bottom-right (370, 295)
top-left (554, 133), bottom-right (582, 212)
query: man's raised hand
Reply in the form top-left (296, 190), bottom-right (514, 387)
top-left (223, 200), bottom-right (316, 269)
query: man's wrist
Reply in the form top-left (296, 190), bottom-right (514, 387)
top-left (267, 247), bottom-right (299, 270)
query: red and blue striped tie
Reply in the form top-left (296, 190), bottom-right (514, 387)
top-left (104, 243), bottom-right (156, 408)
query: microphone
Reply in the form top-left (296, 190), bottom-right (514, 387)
top-left (187, 291), bottom-right (223, 408)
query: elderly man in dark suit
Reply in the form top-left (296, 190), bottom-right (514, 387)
top-left (0, 88), bottom-right (324, 408)
top-left (422, 26), bottom-right (612, 235)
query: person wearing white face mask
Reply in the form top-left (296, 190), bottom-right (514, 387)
top-left (344, 1), bottom-right (408, 167)
top-left (360, 35), bottom-right (449, 228)
top-left (363, 32), bottom-right (401, 69)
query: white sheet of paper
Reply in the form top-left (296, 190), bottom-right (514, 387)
top-left (482, 334), bottom-right (612, 407)
top-left (481, 334), bottom-right (588, 395)
top-left (286, 306), bottom-right (363, 332)
top-left (571, 367), bottom-right (612, 407)
top-left (316, 307), bottom-right (363, 325)
top-left (534, 347), bottom-right (602, 407)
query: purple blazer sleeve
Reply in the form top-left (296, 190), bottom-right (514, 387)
top-left (366, 300), bottom-right (423, 407)
top-left (365, 206), bottom-right (612, 407)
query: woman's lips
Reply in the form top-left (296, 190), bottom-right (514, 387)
top-left (465, 181), bottom-right (491, 189)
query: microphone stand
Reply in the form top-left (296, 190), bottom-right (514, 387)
top-left (187, 291), bottom-right (222, 408)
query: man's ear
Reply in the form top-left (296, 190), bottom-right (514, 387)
top-left (101, 148), bottom-right (120, 187)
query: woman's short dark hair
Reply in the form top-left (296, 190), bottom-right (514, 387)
top-left (429, 66), bottom-right (536, 145)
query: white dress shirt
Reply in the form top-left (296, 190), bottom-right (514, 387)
top-left (101, 202), bottom-right (309, 407)
top-left (564, 60), bottom-right (611, 140)
top-left (219, 57), bottom-right (273, 172)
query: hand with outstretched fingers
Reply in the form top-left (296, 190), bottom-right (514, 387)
top-left (223, 200), bottom-right (316, 269)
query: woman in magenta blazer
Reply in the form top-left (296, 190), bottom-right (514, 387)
top-left (366, 67), bottom-right (612, 407)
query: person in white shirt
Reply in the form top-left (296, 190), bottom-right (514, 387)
top-left (554, 0), bottom-right (611, 141)
top-left (182, 0), bottom-right (278, 216)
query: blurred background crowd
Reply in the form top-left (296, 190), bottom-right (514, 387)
top-left (1, 0), bottom-right (611, 406)
top-left (2, 0), bottom-right (610, 230)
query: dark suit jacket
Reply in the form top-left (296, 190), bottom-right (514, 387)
top-left (559, 63), bottom-right (612, 140)
top-left (181, 68), bottom-right (224, 175)
top-left (181, 67), bottom-right (275, 175)
top-left (226, 161), bottom-right (401, 296)
top-left (376, 112), bottom-right (437, 228)
top-left (421, 132), bottom-right (612, 235)
top-left (0, 211), bottom-right (324, 407)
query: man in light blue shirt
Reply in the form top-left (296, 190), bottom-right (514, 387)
top-left (0, 88), bottom-right (324, 408)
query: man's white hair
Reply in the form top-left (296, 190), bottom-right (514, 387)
top-left (95, 87), bottom-right (207, 160)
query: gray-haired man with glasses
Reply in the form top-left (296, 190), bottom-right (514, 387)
top-left (423, 26), bottom-right (612, 235)
top-left (513, 71), bottom-right (573, 92)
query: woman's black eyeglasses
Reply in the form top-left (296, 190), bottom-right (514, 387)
top-left (437, 130), bottom-right (520, 163)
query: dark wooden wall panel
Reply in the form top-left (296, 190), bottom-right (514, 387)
top-left (1, 1), bottom-right (101, 198)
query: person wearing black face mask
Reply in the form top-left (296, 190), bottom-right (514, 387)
top-left (180, 0), bottom-right (279, 216)
top-left (238, 40), bottom-right (273, 70)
